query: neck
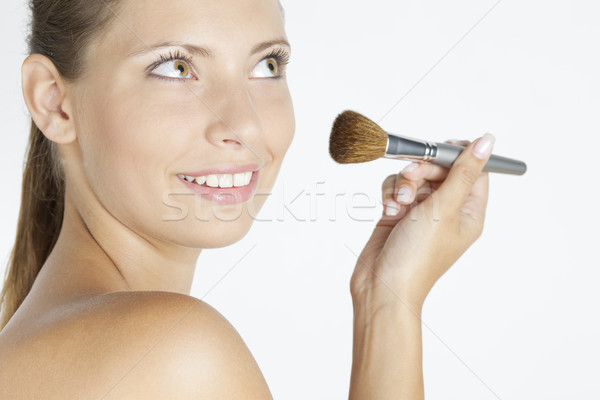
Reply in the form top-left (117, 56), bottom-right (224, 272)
top-left (43, 187), bottom-right (202, 297)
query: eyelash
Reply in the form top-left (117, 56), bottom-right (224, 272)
top-left (146, 48), bottom-right (291, 82)
top-left (146, 50), bottom-right (194, 82)
top-left (262, 48), bottom-right (291, 78)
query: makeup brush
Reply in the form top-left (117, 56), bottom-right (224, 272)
top-left (329, 110), bottom-right (527, 175)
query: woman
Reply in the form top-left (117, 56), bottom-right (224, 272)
top-left (0, 0), bottom-right (494, 398)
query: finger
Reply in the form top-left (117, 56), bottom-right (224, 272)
top-left (394, 136), bottom-right (474, 204)
top-left (393, 162), bottom-right (447, 205)
top-left (401, 139), bottom-right (473, 183)
top-left (381, 174), bottom-right (402, 216)
top-left (393, 177), bottom-right (417, 205)
top-left (445, 139), bottom-right (471, 147)
top-left (381, 174), bottom-right (396, 203)
top-left (438, 133), bottom-right (495, 214)
top-left (400, 161), bottom-right (450, 183)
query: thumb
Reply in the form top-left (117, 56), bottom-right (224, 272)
top-left (438, 133), bottom-right (495, 213)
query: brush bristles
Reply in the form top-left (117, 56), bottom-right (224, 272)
top-left (329, 110), bottom-right (388, 164)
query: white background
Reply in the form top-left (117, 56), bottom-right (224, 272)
top-left (1, 0), bottom-right (599, 399)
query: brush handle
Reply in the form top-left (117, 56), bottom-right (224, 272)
top-left (434, 142), bottom-right (527, 175)
top-left (384, 134), bottom-right (527, 175)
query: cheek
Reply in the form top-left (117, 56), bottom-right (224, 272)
top-left (259, 87), bottom-right (295, 159)
top-left (83, 84), bottom-right (200, 177)
top-left (77, 85), bottom-right (202, 227)
top-left (250, 89), bottom-right (294, 213)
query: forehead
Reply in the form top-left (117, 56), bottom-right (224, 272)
top-left (96, 0), bottom-right (286, 58)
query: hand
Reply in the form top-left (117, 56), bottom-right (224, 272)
top-left (350, 135), bottom-right (495, 311)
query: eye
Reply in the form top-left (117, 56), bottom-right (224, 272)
top-left (251, 57), bottom-right (280, 78)
top-left (250, 48), bottom-right (290, 79)
top-left (151, 59), bottom-right (194, 80)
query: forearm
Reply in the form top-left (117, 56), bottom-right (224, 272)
top-left (349, 291), bottom-right (424, 400)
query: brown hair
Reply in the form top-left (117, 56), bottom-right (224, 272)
top-left (0, 0), bottom-right (122, 330)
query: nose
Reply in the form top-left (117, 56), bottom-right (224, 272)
top-left (203, 80), bottom-right (263, 153)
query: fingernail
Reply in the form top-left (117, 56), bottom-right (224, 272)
top-left (472, 133), bottom-right (495, 159)
top-left (385, 200), bottom-right (399, 216)
top-left (402, 162), bottom-right (419, 174)
top-left (396, 185), bottom-right (412, 203)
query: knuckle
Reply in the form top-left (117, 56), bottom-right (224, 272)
top-left (381, 175), bottom-right (399, 198)
top-left (461, 212), bottom-right (486, 241)
top-left (475, 217), bottom-right (486, 238)
top-left (471, 222), bottom-right (484, 240)
top-left (382, 189), bottom-right (395, 200)
top-left (381, 174), bottom-right (396, 189)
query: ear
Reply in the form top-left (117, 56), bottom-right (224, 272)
top-left (21, 54), bottom-right (77, 144)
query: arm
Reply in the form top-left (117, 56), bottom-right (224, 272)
top-left (350, 293), bottom-right (424, 400)
top-left (348, 135), bottom-right (495, 399)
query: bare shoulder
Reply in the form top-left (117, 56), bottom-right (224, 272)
top-left (96, 291), bottom-right (273, 399)
top-left (0, 291), bottom-right (272, 400)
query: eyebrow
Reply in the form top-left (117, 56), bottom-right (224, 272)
top-left (127, 38), bottom-right (291, 58)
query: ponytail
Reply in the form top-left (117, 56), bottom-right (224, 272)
top-left (0, 0), bottom-right (122, 330)
top-left (0, 122), bottom-right (64, 329)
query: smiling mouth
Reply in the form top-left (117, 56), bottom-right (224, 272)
top-left (177, 172), bottom-right (253, 188)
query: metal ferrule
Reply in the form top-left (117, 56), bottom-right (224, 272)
top-left (383, 133), bottom-right (438, 162)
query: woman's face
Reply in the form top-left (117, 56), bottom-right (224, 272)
top-left (68, 0), bottom-right (294, 248)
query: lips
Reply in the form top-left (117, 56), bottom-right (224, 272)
top-left (177, 164), bottom-right (260, 205)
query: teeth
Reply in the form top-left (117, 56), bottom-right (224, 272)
top-left (205, 175), bottom-right (219, 187)
top-left (233, 172), bottom-right (246, 187)
top-left (179, 171), bottom-right (254, 187)
top-left (218, 174), bottom-right (233, 188)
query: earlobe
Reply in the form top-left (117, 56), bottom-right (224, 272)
top-left (21, 54), bottom-right (76, 144)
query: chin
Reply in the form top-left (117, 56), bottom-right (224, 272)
top-left (197, 218), bottom-right (254, 249)
top-left (162, 206), bottom-right (257, 249)
top-left (149, 178), bottom-right (273, 249)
